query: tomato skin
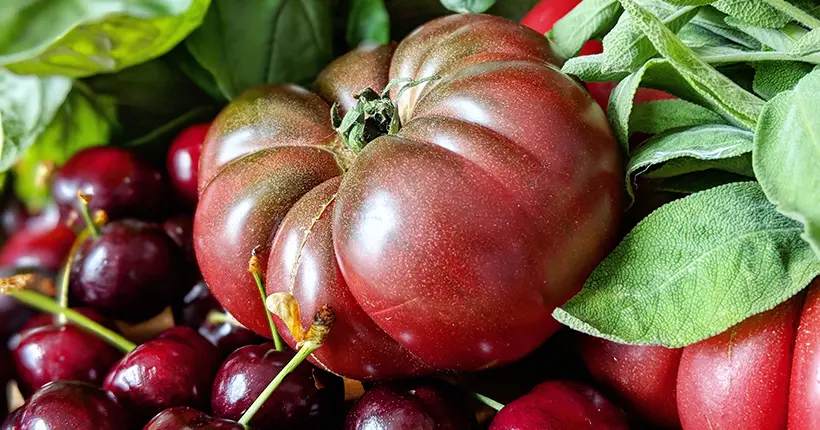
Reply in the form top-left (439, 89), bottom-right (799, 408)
top-left (196, 14), bottom-right (622, 379)
top-left (580, 337), bottom-right (682, 428)
top-left (789, 284), bottom-right (820, 429)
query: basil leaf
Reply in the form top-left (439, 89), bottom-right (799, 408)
top-left (754, 69), bottom-right (820, 258)
top-left (0, 0), bottom-right (209, 77)
top-left (602, 3), bottom-right (699, 74)
top-left (627, 124), bottom-right (753, 197)
top-left (561, 54), bottom-right (631, 82)
top-left (629, 99), bottom-right (727, 135)
top-left (440, 0), bottom-right (495, 13)
top-left (713, 0), bottom-right (791, 28)
top-left (13, 88), bottom-right (116, 211)
top-left (691, 8), bottom-right (761, 49)
top-left (752, 61), bottom-right (814, 99)
top-left (791, 28), bottom-right (820, 56)
top-left (657, 170), bottom-right (753, 194)
top-left (551, 0), bottom-right (623, 59)
top-left (619, 0), bottom-right (765, 129)
top-left (186, 0), bottom-right (334, 99)
top-left (555, 181), bottom-right (820, 347)
top-left (347, 0), bottom-right (390, 47)
top-left (0, 71), bottom-right (72, 172)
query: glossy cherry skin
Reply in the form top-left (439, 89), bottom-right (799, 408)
top-left (167, 123), bottom-right (209, 204)
top-left (0, 351), bottom-right (10, 422)
top-left (198, 320), bottom-right (264, 359)
top-left (145, 407), bottom-right (244, 430)
top-left (104, 327), bottom-right (221, 423)
top-left (1, 196), bottom-right (28, 237)
top-left (51, 146), bottom-right (166, 221)
top-left (70, 219), bottom-right (187, 322)
top-left (12, 381), bottom-right (130, 430)
top-left (0, 205), bottom-right (75, 274)
top-left (580, 337), bottom-right (681, 428)
top-left (489, 381), bottom-right (628, 430)
top-left (163, 214), bottom-right (196, 265)
top-left (10, 309), bottom-right (123, 397)
top-left (211, 343), bottom-right (344, 429)
top-left (173, 280), bottom-right (221, 328)
top-left (1, 408), bottom-right (19, 430)
top-left (345, 380), bottom-right (477, 430)
top-left (0, 268), bottom-right (39, 340)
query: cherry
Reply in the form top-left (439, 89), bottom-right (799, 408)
top-left (199, 316), bottom-right (264, 358)
top-left (174, 280), bottom-right (221, 328)
top-left (345, 380), bottom-right (477, 430)
top-left (162, 214), bottom-right (196, 265)
top-left (70, 219), bottom-right (187, 322)
top-left (0, 351), bottom-right (10, 422)
top-left (489, 381), bottom-right (627, 430)
top-left (1, 408), bottom-right (19, 430)
top-left (145, 407), bottom-right (245, 430)
top-left (12, 381), bottom-right (130, 430)
top-left (0, 205), bottom-right (75, 274)
top-left (51, 147), bottom-right (166, 222)
top-left (9, 309), bottom-right (123, 397)
top-left (0, 269), bottom-right (40, 340)
top-left (1, 196), bottom-right (28, 238)
top-left (211, 343), bottom-right (344, 429)
top-left (104, 326), bottom-right (222, 423)
top-left (167, 123), bottom-right (209, 205)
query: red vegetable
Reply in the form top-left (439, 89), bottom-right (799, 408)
top-left (195, 14), bottom-right (622, 380)
top-left (581, 278), bottom-right (820, 429)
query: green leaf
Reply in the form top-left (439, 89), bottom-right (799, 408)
top-left (619, 0), bottom-right (766, 129)
top-left (627, 124), bottom-right (753, 197)
top-left (657, 170), bottom-right (753, 194)
top-left (347, 0), bottom-right (390, 47)
top-left (186, 0), bottom-right (334, 99)
top-left (752, 61), bottom-right (814, 99)
top-left (550, 0), bottom-right (623, 59)
top-left (666, 0), bottom-right (716, 5)
top-left (13, 88), bottom-right (116, 211)
top-left (561, 54), bottom-right (631, 82)
top-left (554, 181), bottom-right (820, 347)
top-left (791, 28), bottom-right (820, 56)
top-left (725, 19), bottom-right (806, 51)
top-left (713, 0), bottom-right (791, 28)
top-left (629, 99), bottom-right (727, 135)
top-left (166, 46), bottom-right (227, 102)
top-left (646, 152), bottom-right (754, 178)
top-left (0, 70), bottom-right (72, 173)
top-left (0, 0), bottom-right (209, 77)
top-left (601, 2), bottom-right (699, 74)
top-left (691, 45), bottom-right (820, 64)
top-left (678, 22), bottom-right (737, 48)
top-left (440, 0), bottom-right (495, 13)
top-left (690, 8), bottom-right (762, 49)
top-left (754, 69), bottom-right (820, 259)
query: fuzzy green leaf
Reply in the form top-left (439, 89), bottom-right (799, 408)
top-left (753, 61), bottom-right (815, 99)
top-left (550, 0), bottom-right (623, 59)
top-left (690, 8), bottom-right (762, 49)
top-left (657, 170), bottom-right (754, 194)
top-left (646, 153), bottom-right (754, 178)
top-left (561, 54), bottom-right (630, 82)
top-left (440, 0), bottom-right (495, 13)
top-left (791, 28), bottom-right (820, 56)
top-left (555, 181), bottom-right (820, 347)
top-left (754, 69), bottom-right (820, 259)
top-left (713, 0), bottom-right (791, 28)
top-left (726, 19), bottom-right (806, 51)
top-left (629, 99), bottom-right (727, 135)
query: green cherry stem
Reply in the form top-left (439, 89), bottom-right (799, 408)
top-left (249, 248), bottom-right (284, 351)
top-left (55, 229), bottom-right (91, 325)
top-left (473, 392), bottom-right (505, 412)
top-left (77, 192), bottom-right (100, 239)
top-left (238, 305), bottom-right (336, 426)
top-left (1, 276), bottom-right (136, 353)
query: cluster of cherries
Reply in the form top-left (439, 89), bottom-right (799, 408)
top-left (0, 123), bottom-right (631, 429)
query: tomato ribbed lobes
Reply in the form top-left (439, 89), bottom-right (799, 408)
top-left (194, 14), bottom-right (622, 380)
top-left (581, 278), bottom-right (820, 429)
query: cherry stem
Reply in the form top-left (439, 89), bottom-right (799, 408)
top-left (238, 305), bottom-right (335, 426)
top-left (473, 392), bottom-right (505, 412)
top-left (249, 250), bottom-right (284, 351)
top-left (55, 229), bottom-right (90, 325)
top-left (7, 289), bottom-right (136, 353)
top-left (77, 192), bottom-right (100, 239)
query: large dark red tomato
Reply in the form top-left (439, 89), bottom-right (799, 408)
top-left (581, 278), bottom-right (820, 429)
top-left (195, 14), bottom-right (622, 380)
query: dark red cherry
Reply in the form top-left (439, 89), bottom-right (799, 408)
top-left (198, 318), bottom-right (264, 359)
top-left (162, 215), bottom-right (196, 265)
top-left (345, 380), bottom-right (478, 430)
top-left (0, 351), bottom-right (10, 422)
top-left (13, 381), bottom-right (129, 430)
top-left (167, 123), bottom-right (209, 204)
top-left (70, 219), bottom-right (187, 322)
top-left (10, 309), bottom-right (123, 397)
top-left (211, 343), bottom-right (344, 429)
top-left (0, 268), bottom-right (39, 340)
top-left (145, 407), bottom-right (245, 430)
top-left (51, 146), bottom-right (166, 221)
top-left (1, 196), bottom-right (28, 238)
top-left (0, 207), bottom-right (75, 273)
top-left (488, 381), bottom-right (628, 430)
top-left (173, 281), bottom-right (221, 329)
top-left (1, 408), bottom-right (20, 430)
top-left (104, 326), bottom-right (221, 422)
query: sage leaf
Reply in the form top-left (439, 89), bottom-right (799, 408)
top-left (754, 69), bottom-right (820, 258)
top-left (690, 8), bottom-right (761, 49)
top-left (657, 170), bottom-right (753, 194)
top-left (550, 0), bottom-right (623, 59)
top-left (619, 0), bottom-right (765, 129)
top-left (440, 0), bottom-right (495, 13)
top-left (713, 0), bottom-right (791, 28)
top-left (678, 23), bottom-right (736, 48)
top-left (186, 0), bottom-right (334, 99)
top-left (629, 99), bottom-right (727, 135)
top-left (347, 0), bottom-right (391, 47)
top-left (646, 153), bottom-right (753, 178)
top-left (602, 3), bottom-right (699, 74)
top-left (726, 19), bottom-right (806, 51)
top-left (0, 0), bottom-right (209, 77)
top-left (554, 181), bottom-right (820, 347)
top-left (627, 124), bottom-right (753, 197)
top-left (561, 54), bottom-right (631, 82)
top-left (665, 0), bottom-right (716, 5)
top-left (790, 28), bottom-right (820, 56)
top-left (752, 61), bottom-right (814, 99)
top-left (0, 71), bottom-right (72, 172)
